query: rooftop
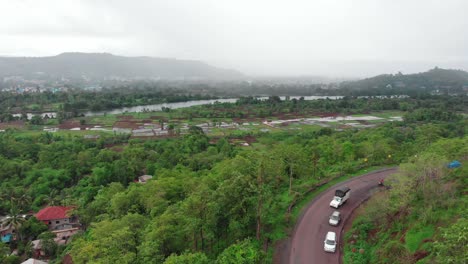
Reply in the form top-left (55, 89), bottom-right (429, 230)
top-left (35, 206), bottom-right (74, 221)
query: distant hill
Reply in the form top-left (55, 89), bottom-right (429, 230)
top-left (340, 68), bottom-right (468, 93)
top-left (0, 52), bottom-right (243, 80)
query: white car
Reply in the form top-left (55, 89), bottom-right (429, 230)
top-left (324, 231), bottom-right (337, 253)
top-left (329, 211), bottom-right (341, 226)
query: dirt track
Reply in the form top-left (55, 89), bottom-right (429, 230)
top-left (276, 167), bottom-right (397, 264)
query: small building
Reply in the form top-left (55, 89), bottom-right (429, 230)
top-left (84, 134), bottom-right (100, 139)
top-left (52, 227), bottom-right (80, 245)
top-left (21, 258), bottom-right (48, 264)
top-left (31, 239), bottom-right (44, 258)
top-left (1, 215), bottom-right (27, 243)
top-left (132, 128), bottom-right (155, 137)
top-left (138, 175), bottom-right (153, 183)
top-left (35, 206), bottom-right (79, 231)
top-left (1, 230), bottom-right (13, 243)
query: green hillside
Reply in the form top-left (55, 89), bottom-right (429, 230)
top-left (340, 68), bottom-right (468, 94)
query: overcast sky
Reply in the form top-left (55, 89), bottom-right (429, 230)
top-left (1, 0), bottom-right (468, 77)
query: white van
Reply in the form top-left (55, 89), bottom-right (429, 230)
top-left (324, 231), bottom-right (337, 253)
top-left (330, 186), bottom-right (350, 208)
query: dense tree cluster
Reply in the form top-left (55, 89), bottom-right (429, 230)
top-left (176, 95), bottom-right (467, 121)
top-left (0, 86), bottom-right (218, 118)
top-left (0, 96), bottom-right (465, 263)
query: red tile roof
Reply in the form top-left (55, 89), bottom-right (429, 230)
top-left (35, 206), bottom-right (74, 221)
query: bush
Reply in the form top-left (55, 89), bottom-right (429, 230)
top-left (216, 239), bottom-right (263, 264)
top-left (379, 240), bottom-right (411, 263)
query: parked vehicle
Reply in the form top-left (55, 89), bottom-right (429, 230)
top-left (328, 211), bottom-right (341, 226)
top-left (378, 179), bottom-right (384, 186)
top-left (330, 186), bottom-right (350, 208)
top-left (324, 231), bottom-right (337, 253)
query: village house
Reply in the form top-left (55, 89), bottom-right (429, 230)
top-left (138, 175), bottom-right (153, 183)
top-left (0, 214), bottom-right (28, 243)
top-left (35, 206), bottom-right (78, 230)
top-left (31, 239), bottom-right (45, 258)
top-left (21, 258), bottom-right (48, 264)
top-left (35, 206), bottom-right (80, 244)
top-left (0, 223), bottom-right (14, 243)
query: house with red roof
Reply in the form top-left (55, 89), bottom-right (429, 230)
top-left (35, 206), bottom-right (79, 231)
top-left (35, 206), bottom-right (81, 245)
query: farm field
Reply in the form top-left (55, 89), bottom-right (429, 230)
top-left (2, 106), bottom-right (406, 147)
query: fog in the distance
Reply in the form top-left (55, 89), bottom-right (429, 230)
top-left (1, 0), bottom-right (467, 77)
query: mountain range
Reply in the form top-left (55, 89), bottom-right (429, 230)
top-left (0, 52), bottom-right (243, 80)
top-left (1, 52), bottom-right (468, 92)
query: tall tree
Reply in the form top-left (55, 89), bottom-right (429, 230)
top-left (2, 207), bottom-right (27, 241)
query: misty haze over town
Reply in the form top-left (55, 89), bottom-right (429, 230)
top-left (2, 0), bottom-right (468, 77)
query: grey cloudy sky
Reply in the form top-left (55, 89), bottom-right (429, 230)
top-left (1, 0), bottom-right (468, 77)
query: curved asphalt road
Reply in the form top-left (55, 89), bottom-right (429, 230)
top-left (284, 167), bottom-right (397, 264)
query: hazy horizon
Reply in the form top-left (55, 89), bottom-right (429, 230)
top-left (2, 0), bottom-right (468, 78)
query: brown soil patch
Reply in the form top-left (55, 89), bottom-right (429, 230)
top-left (209, 138), bottom-right (219, 144)
top-left (113, 121), bottom-right (140, 129)
top-left (227, 135), bottom-right (258, 145)
top-left (150, 116), bottom-right (168, 121)
top-left (0, 120), bottom-right (25, 129)
top-left (109, 146), bottom-right (125, 152)
top-left (421, 238), bottom-right (434, 243)
top-left (104, 143), bottom-right (127, 152)
top-left (57, 121), bottom-right (75, 129)
top-left (62, 254), bottom-right (74, 264)
top-left (399, 231), bottom-right (407, 243)
top-left (413, 250), bottom-right (429, 261)
top-left (243, 135), bottom-right (257, 143)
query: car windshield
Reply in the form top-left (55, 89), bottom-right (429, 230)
top-left (326, 239), bottom-right (335, 245)
top-left (333, 197), bottom-right (341, 202)
top-left (330, 215), bottom-right (339, 220)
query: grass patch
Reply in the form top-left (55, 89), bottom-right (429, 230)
top-left (89, 115), bottom-right (118, 126)
top-left (405, 225), bottom-right (435, 253)
top-left (371, 111), bottom-right (405, 118)
top-left (25, 103), bottom-right (41, 111)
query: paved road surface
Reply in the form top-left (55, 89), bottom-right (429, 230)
top-left (285, 168), bottom-right (397, 264)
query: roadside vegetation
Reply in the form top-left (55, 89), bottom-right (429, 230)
top-left (0, 95), bottom-right (465, 263)
top-left (343, 138), bottom-right (467, 264)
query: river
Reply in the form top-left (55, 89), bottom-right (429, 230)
top-left (83, 98), bottom-right (239, 116)
top-left (83, 96), bottom-right (343, 117)
top-left (13, 96), bottom-right (345, 119)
